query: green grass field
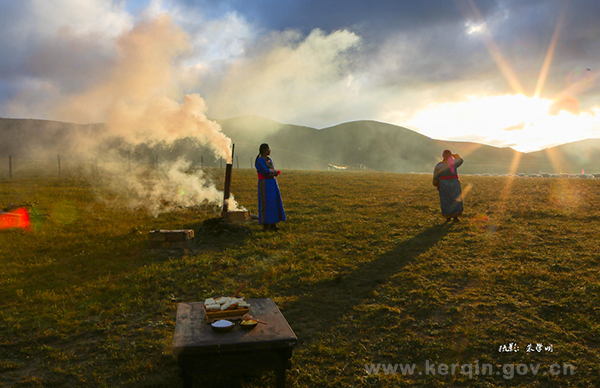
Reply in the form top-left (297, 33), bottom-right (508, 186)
top-left (1, 168), bottom-right (600, 387)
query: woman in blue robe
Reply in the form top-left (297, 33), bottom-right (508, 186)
top-left (433, 149), bottom-right (464, 222)
top-left (255, 143), bottom-right (286, 231)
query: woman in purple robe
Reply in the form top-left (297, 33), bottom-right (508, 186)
top-left (255, 143), bottom-right (286, 231)
top-left (433, 149), bottom-right (464, 222)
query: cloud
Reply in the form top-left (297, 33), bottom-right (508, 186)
top-left (1, 0), bottom-right (132, 117)
top-left (0, 0), bottom-right (131, 71)
top-left (204, 28), bottom-right (362, 126)
top-left (548, 95), bottom-right (580, 115)
top-left (504, 122), bottom-right (525, 131)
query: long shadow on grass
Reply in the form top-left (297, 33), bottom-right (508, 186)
top-left (281, 223), bottom-right (452, 344)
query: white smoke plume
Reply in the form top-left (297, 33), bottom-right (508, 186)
top-left (44, 14), bottom-right (238, 215)
top-left (56, 14), bottom-right (232, 160)
top-left (95, 157), bottom-right (242, 216)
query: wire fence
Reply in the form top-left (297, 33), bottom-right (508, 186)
top-left (0, 154), bottom-right (246, 180)
top-left (0, 153), bottom-right (345, 180)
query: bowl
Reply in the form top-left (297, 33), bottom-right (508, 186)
top-left (211, 320), bottom-right (234, 333)
top-left (239, 319), bottom-right (258, 330)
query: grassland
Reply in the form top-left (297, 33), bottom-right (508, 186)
top-left (1, 168), bottom-right (600, 387)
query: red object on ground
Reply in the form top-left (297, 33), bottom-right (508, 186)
top-left (0, 208), bottom-right (30, 230)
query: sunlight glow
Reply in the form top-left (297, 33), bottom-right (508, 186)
top-left (414, 0), bottom-right (597, 154)
top-left (406, 95), bottom-right (600, 152)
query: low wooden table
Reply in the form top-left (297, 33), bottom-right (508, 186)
top-left (173, 298), bottom-right (297, 387)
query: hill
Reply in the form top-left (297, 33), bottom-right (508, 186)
top-left (1, 116), bottom-right (598, 174)
top-left (0, 118), bottom-right (105, 157)
top-left (214, 116), bottom-right (589, 174)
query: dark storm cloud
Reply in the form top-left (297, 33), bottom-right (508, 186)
top-left (26, 31), bottom-right (115, 95)
top-left (0, 2), bottom-right (34, 78)
top-left (177, 0), bottom-right (498, 34)
top-left (173, 0), bottom-right (597, 98)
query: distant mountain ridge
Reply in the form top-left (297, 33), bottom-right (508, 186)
top-left (1, 116), bottom-right (599, 174)
top-left (214, 115), bottom-right (599, 174)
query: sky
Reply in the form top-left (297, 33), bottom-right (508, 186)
top-left (1, 0), bottom-right (599, 152)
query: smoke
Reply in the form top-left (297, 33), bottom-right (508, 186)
top-left (29, 14), bottom-right (238, 215)
top-left (94, 156), bottom-right (242, 216)
top-left (205, 28), bottom-right (363, 127)
top-left (54, 14), bottom-right (232, 160)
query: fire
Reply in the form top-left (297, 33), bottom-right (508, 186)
top-left (0, 208), bottom-right (31, 230)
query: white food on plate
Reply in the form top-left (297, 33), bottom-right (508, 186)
top-left (212, 320), bottom-right (232, 327)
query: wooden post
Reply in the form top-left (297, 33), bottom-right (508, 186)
top-left (156, 155), bottom-right (159, 169)
top-left (58, 154), bottom-right (61, 177)
top-left (222, 144), bottom-right (235, 214)
top-left (9, 155), bottom-right (12, 179)
top-left (236, 155), bottom-right (239, 169)
top-left (223, 163), bottom-right (233, 213)
top-left (201, 155), bottom-right (204, 168)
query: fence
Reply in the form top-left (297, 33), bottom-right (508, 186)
top-left (0, 154), bottom-right (241, 180)
top-left (1, 153), bottom-right (334, 179)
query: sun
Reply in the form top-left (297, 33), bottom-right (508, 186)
top-left (403, 2), bottom-right (599, 154)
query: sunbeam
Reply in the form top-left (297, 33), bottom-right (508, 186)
top-left (465, 0), bottom-right (524, 95)
top-left (496, 151), bottom-right (521, 218)
top-left (534, 10), bottom-right (564, 99)
top-left (543, 146), bottom-right (568, 174)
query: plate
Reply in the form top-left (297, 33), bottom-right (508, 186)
top-left (211, 320), bottom-right (234, 333)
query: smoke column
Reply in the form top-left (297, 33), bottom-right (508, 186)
top-left (49, 15), bottom-right (240, 215)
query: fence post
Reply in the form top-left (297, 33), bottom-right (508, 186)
top-left (9, 155), bottom-right (12, 179)
top-left (201, 155), bottom-right (204, 168)
top-left (156, 155), bottom-right (159, 169)
top-left (236, 155), bottom-right (239, 169)
top-left (58, 154), bottom-right (61, 177)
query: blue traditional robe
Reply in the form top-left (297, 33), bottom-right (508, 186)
top-left (255, 157), bottom-right (286, 225)
top-left (433, 158), bottom-right (464, 217)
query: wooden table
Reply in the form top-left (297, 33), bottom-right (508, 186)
top-left (173, 298), bottom-right (297, 388)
